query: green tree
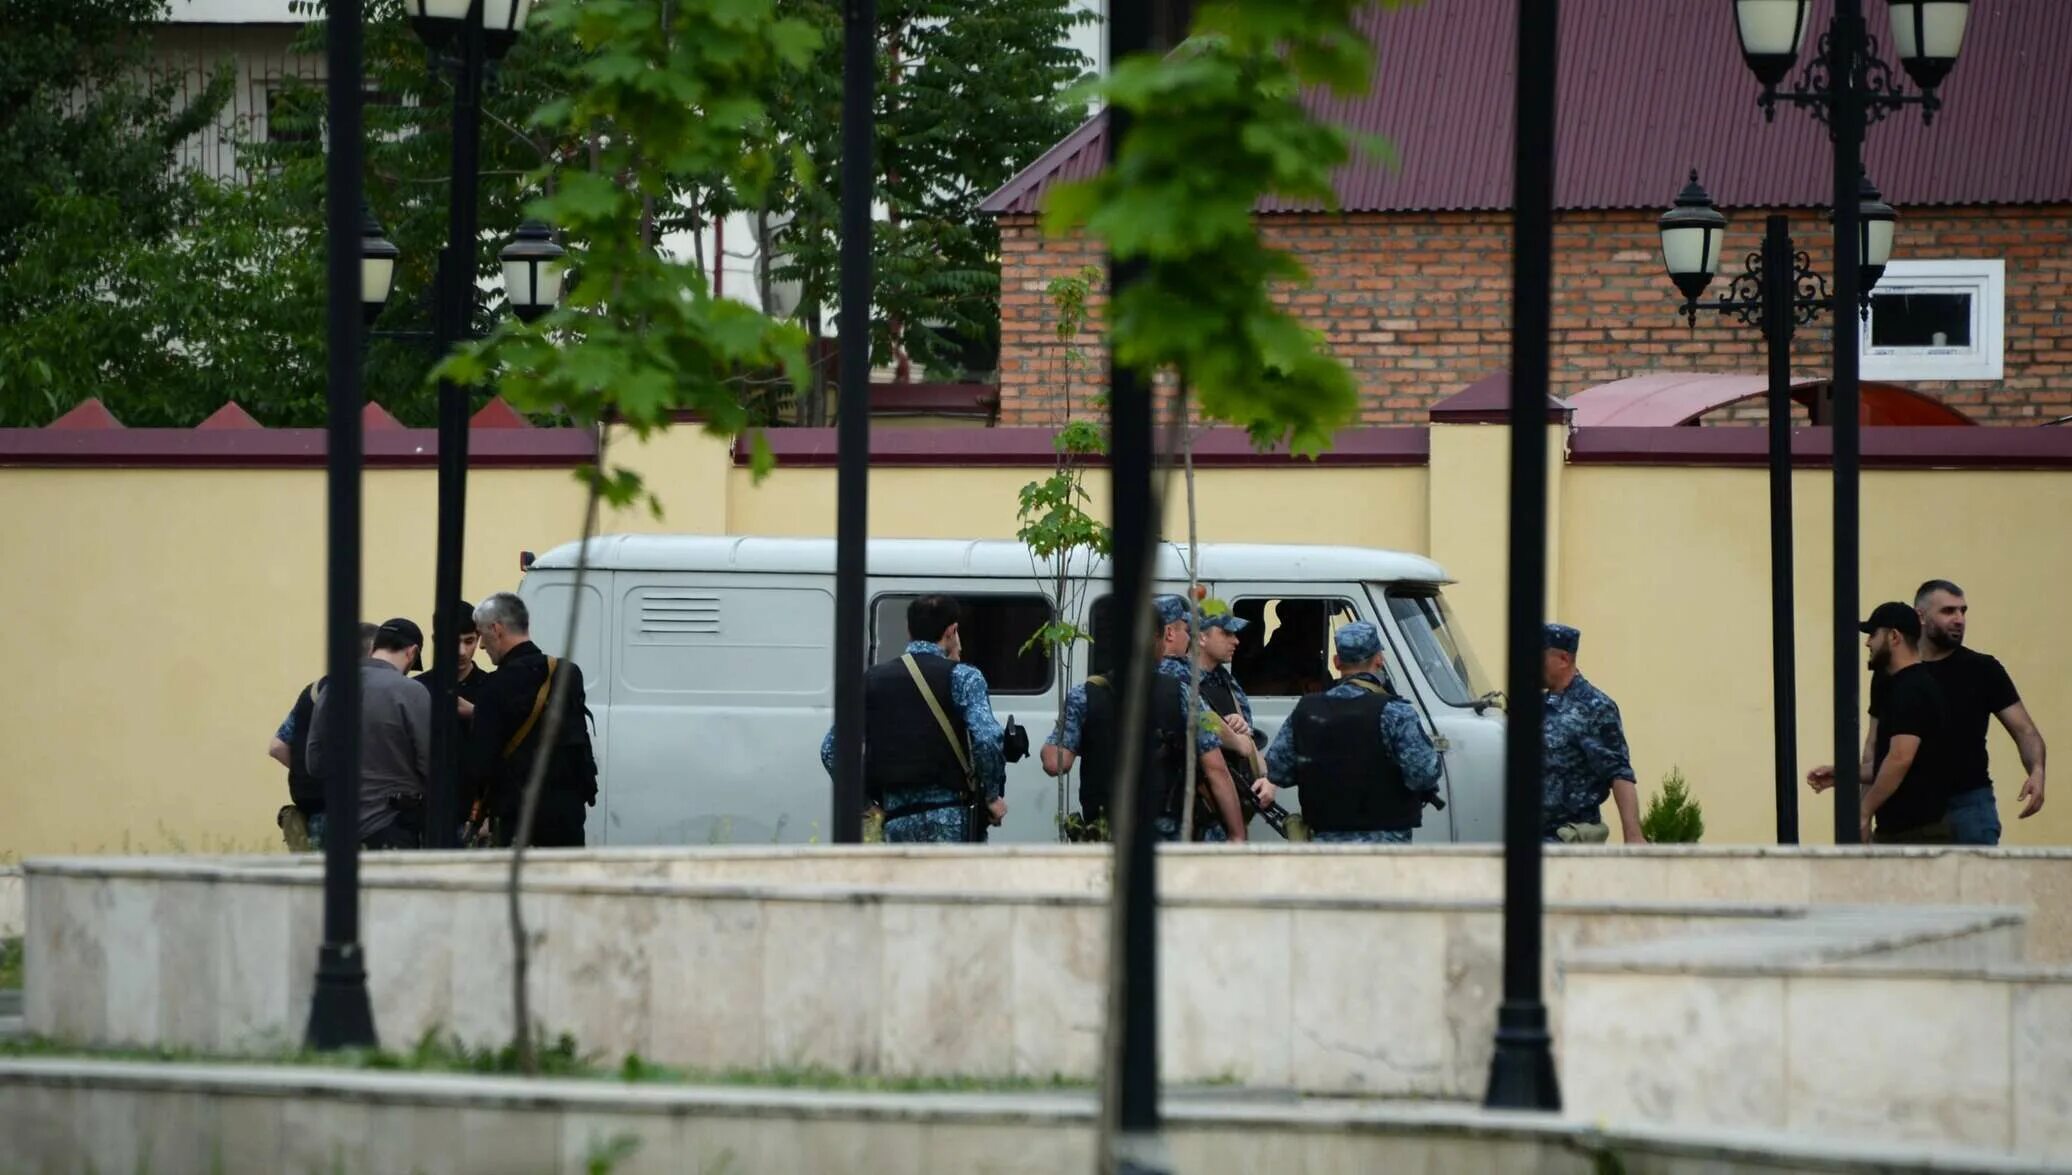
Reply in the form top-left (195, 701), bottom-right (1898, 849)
top-left (767, 0), bottom-right (1094, 389)
top-left (0, 0), bottom-right (237, 425)
top-left (1641, 768), bottom-right (1705, 844)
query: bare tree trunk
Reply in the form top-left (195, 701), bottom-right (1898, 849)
top-left (754, 207), bottom-right (777, 318)
top-left (507, 433), bottom-right (609, 1075)
top-left (1178, 395), bottom-right (1202, 843)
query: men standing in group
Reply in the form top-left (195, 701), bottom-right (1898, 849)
top-left (308, 618), bottom-right (432, 850)
top-left (1193, 605), bottom-right (1271, 841)
top-left (1262, 622), bottom-right (1439, 843)
top-left (1810, 603), bottom-right (1956, 844)
top-left (417, 601), bottom-right (492, 835)
top-left (1905, 579), bottom-right (2047, 844)
top-left (1541, 623), bottom-right (1646, 844)
top-left (820, 595), bottom-right (1008, 843)
top-left (267, 621), bottom-right (377, 851)
top-left (467, 592), bottom-right (598, 848)
top-left (1041, 595), bottom-right (1250, 841)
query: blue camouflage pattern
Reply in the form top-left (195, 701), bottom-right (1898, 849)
top-left (1333, 622), bottom-right (1383, 664)
top-left (1154, 594), bottom-right (1193, 630)
top-left (1264, 672), bottom-right (1442, 796)
top-left (276, 709), bottom-right (298, 743)
top-left (1159, 655), bottom-right (1231, 758)
top-left (1545, 623), bottom-right (1581, 654)
top-left (1201, 611), bottom-right (1249, 634)
top-left (1313, 829), bottom-right (1413, 845)
top-left (1047, 658), bottom-right (1220, 759)
top-left (1540, 671), bottom-right (1633, 836)
top-left (820, 641), bottom-right (1007, 843)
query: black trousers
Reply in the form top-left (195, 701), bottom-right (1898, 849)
top-left (499, 788), bottom-right (587, 848)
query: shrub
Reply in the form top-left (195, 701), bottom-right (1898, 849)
top-left (1641, 768), bottom-right (1705, 844)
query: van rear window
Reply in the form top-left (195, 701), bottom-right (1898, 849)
top-left (870, 594), bottom-right (1055, 695)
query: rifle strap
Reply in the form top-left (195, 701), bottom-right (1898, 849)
top-left (902, 654), bottom-right (973, 783)
top-left (1345, 676), bottom-right (1388, 696)
top-left (502, 657), bottom-right (559, 760)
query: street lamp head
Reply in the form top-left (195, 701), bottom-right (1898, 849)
top-left (499, 220), bottom-right (565, 324)
top-left (1887, 0), bottom-right (1970, 94)
top-left (1857, 172), bottom-right (1898, 296)
top-left (360, 203), bottom-right (400, 329)
top-left (1734, 0), bottom-right (1812, 89)
top-left (1659, 170), bottom-right (1730, 305)
top-left (408, 0), bottom-right (531, 61)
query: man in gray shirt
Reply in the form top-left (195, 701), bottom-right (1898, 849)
top-left (309, 617), bottom-right (432, 849)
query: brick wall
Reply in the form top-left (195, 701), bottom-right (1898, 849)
top-left (996, 205), bottom-right (2072, 427)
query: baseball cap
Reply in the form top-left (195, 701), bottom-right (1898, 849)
top-left (1153, 594), bottom-right (1194, 630)
top-left (1334, 621), bottom-right (1383, 663)
top-left (374, 617), bottom-right (426, 672)
top-left (1858, 601), bottom-right (1921, 640)
top-left (1201, 611), bottom-right (1250, 634)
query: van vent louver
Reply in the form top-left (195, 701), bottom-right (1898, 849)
top-left (639, 592), bottom-right (721, 635)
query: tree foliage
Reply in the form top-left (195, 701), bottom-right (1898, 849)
top-left (1642, 767), bottom-right (1705, 844)
top-left (1042, 0), bottom-right (1394, 454)
top-left (0, 0), bottom-right (237, 424)
top-left (767, 0), bottom-right (1093, 381)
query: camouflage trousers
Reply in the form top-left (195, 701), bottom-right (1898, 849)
top-left (1311, 829), bottom-right (1413, 845)
top-left (882, 789), bottom-right (972, 844)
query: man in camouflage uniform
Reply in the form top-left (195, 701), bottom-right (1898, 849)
top-left (820, 595), bottom-right (1007, 842)
top-left (1041, 595), bottom-right (1249, 840)
top-left (1540, 623), bottom-right (1645, 844)
top-left (1262, 622), bottom-right (1440, 843)
top-left (1194, 607), bottom-right (1273, 841)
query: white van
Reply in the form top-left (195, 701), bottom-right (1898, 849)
top-left (517, 535), bottom-right (1505, 845)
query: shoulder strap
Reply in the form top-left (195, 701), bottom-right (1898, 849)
top-left (502, 657), bottom-right (559, 760)
top-left (1345, 676), bottom-right (1387, 696)
top-left (902, 654), bottom-right (972, 780)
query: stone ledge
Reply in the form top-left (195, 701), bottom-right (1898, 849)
top-left (0, 1058), bottom-right (2058, 1174)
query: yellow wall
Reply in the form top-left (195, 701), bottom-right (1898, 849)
top-left (1, 424), bottom-right (2064, 855)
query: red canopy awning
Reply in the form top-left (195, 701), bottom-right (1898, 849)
top-left (1566, 374), bottom-right (1976, 428)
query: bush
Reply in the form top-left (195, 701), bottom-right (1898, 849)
top-left (1641, 768), bottom-right (1705, 843)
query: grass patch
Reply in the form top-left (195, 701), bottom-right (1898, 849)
top-left (0, 1031), bottom-right (1092, 1095)
top-left (0, 937), bottom-right (21, 990)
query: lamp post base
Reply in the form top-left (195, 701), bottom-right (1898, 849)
top-left (305, 942), bottom-right (378, 1051)
top-left (1483, 999), bottom-right (1561, 1110)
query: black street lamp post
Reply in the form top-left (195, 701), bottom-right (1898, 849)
top-left (309, 0), bottom-right (376, 1052)
top-left (1484, 0), bottom-right (1560, 1114)
top-left (830, 0), bottom-right (875, 845)
top-left (1657, 170), bottom-right (1897, 845)
top-left (1728, 0), bottom-right (1968, 844)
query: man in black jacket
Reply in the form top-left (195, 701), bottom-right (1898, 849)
top-left (268, 621), bottom-right (377, 851)
top-left (465, 592), bottom-right (597, 848)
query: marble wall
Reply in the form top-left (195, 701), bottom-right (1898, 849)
top-left (1, 1058), bottom-right (2058, 1175)
top-left (22, 856), bottom-right (1894, 1099)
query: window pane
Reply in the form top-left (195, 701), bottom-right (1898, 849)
top-left (1228, 598), bottom-right (1361, 697)
top-left (1384, 588), bottom-right (1492, 708)
top-left (871, 593), bottom-right (1054, 694)
top-left (1869, 291), bottom-right (1972, 349)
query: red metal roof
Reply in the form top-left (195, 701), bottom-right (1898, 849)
top-left (982, 0), bottom-right (2072, 216)
top-left (1567, 373), bottom-right (1977, 427)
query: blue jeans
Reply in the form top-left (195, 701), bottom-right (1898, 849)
top-left (1313, 829), bottom-right (1413, 845)
top-left (1946, 788), bottom-right (2002, 846)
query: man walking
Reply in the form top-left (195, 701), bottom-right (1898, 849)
top-left (467, 593), bottom-right (598, 848)
top-left (1262, 622), bottom-right (1439, 843)
top-left (268, 621), bottom-right (377, 851)
top-left (821, 595), bottom-right (1007, 843)
top-left (1041, 596), bottom-right (1249, 841)
top-left (308, 618), bottom-right (432, 850)
top-left (1811, 603), bottom-right (1955, 844)
top-left (1905, 579), bottom-right (2047, 844)
top-left (1541, 623), bottom-right (1645, 844)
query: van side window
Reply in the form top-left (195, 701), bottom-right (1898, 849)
top-left (1228, 597), bottom-right (1367, 697)
top-left (870, 594), bottom-right (1055, 695)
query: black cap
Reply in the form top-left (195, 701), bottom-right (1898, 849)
top-left (374, 617), bottom-right (426, 671)
top-left (1858, 601), bottom-right (1920, 641)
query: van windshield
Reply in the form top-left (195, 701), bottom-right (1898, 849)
top-left (1382, 587), bottom-right (1494, 708)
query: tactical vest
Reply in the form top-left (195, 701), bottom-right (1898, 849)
top-left (287, 680), bottom-right (325, 814)
top-left (863, 652), bottom-right (969, 800)
top-left (1079, 672), bottom-right (1190, 822)
top-left (1285, 682), bottom-right (1421, 833)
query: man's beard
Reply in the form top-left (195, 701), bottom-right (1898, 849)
top-left (1926, 626), bottom-right (1964, 651)
top-left (1869, 645), bottom-right (1892, 673)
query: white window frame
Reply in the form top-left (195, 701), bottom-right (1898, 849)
top-left (1857, 259), bottom-right (2005, 382)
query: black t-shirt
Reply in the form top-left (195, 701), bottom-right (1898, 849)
top-left (1870, 647), bottom-right (2018, 795)
top-left (1869, 662), bottom-right (1955, 832)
